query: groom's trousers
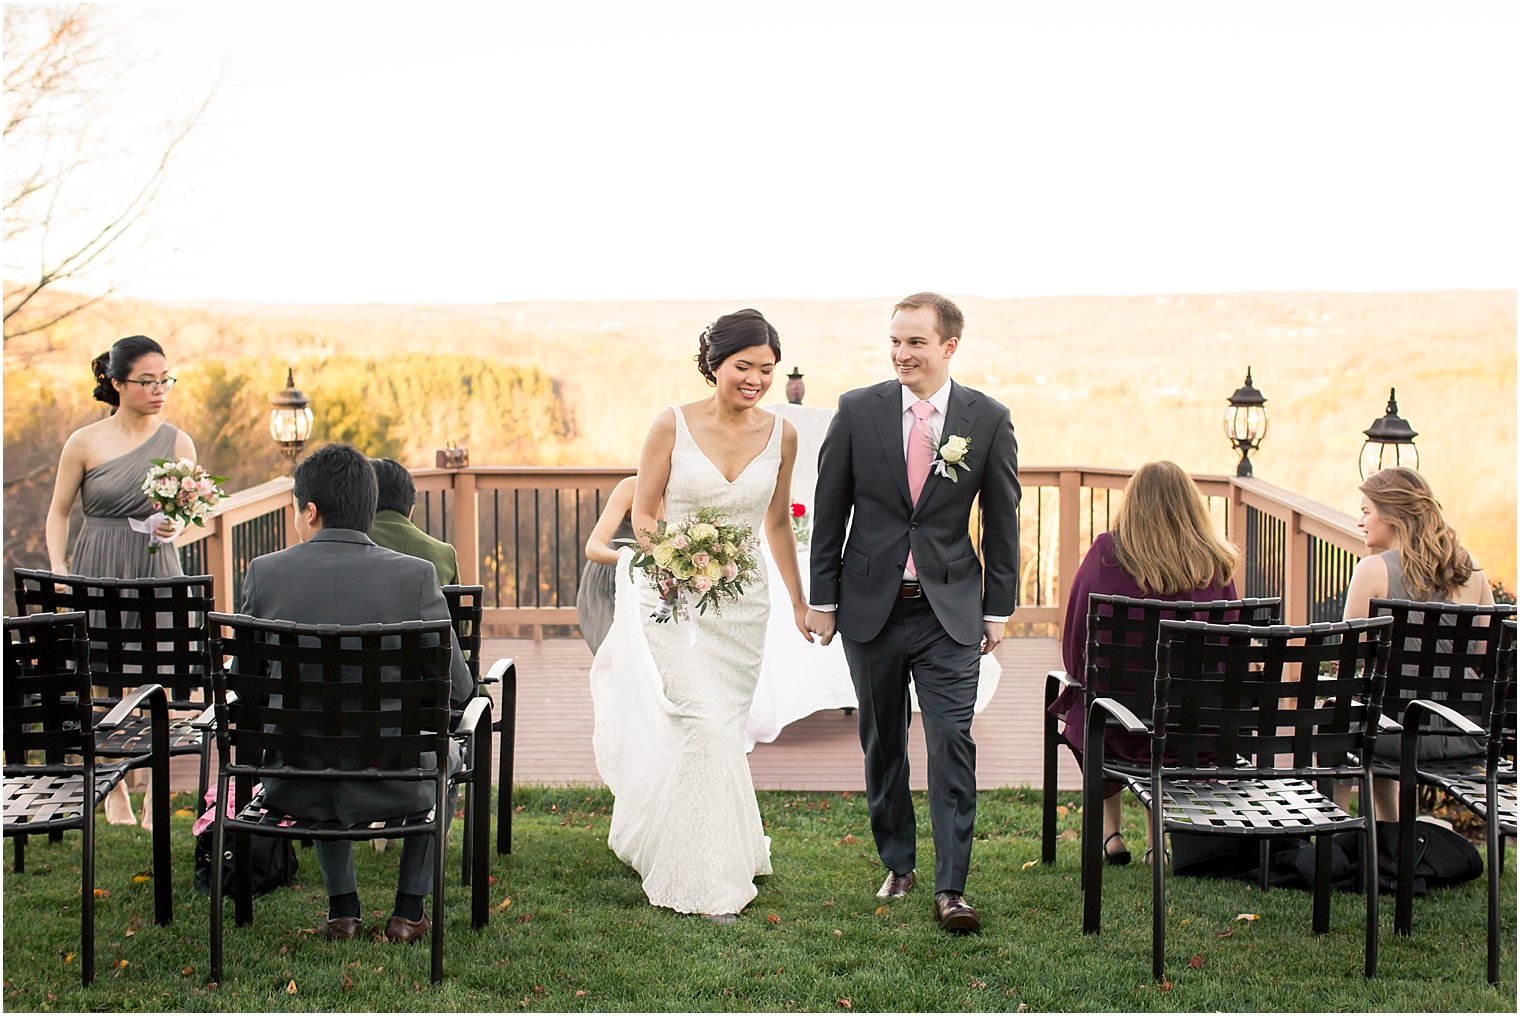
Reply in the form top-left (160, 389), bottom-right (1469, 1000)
top-left (842, 595), bottom-right (981, 895)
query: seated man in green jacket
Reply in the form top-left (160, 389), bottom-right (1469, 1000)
top-left (368, 458), bottom-right (461, 586)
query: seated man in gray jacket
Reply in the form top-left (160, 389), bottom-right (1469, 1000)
top-left (238, 443), bottom-right (474, 944)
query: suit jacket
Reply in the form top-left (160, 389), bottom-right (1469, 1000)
top-left (238, 528), bottom-right (473, 825)
top-left (369, 509), bottom-right (461, 586)
top-left (810, 379), bottom-right (1021, 645)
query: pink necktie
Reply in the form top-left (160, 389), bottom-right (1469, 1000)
top-left (905, 400), bottom-right (933, 577)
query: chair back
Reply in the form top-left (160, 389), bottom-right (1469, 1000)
top-left (441, 585), bottom-right (484, 683)
top-left (13, 569), bottom-right (214, 713)
top-left (3, 612), bottom-right (92, 771)
top-left (1368, 598), bottom-right (1516, 731)
top-left (1494, 619), bottom-right (1518, 768)
top-left (208, 612), bottom-right (453, 783)
top-left (1084, 594), bottom-right (1281, 724)
top-left (1154, 616), bottom-right (1393, 776)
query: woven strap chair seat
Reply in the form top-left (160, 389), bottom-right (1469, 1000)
top-left (1124, 775), bottom-right (1361, 835)
top-left (95, 714), bottom-right (206, 757)
top-left (227, 789), bottom-right (438, 840)
top-left (1413, 760), bottom-right (1516, 833)
top-left (3, 767), bottom-right (130, 831)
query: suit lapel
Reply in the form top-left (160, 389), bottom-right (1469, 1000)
top-left (869, 382), bottom-right (913, 509)
top-left (912, 380), bottom-right (978, 519)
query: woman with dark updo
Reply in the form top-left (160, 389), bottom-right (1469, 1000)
top-left (45, 335), bottom-right (198, 824)
top-left (589, 309), bottom-right (811, 923)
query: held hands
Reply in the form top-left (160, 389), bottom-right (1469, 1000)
top-left (980, 620), bottom-right (1003, 656)
top-left (805, 608), bottom-right (837, 646)
top-left (792, 602), bottom-right (815, 644)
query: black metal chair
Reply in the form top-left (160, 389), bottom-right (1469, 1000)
top-left (1042, 593), bottom-right (1282, 866)
top-left (4, 612), bottom-right (173, 985)
top-left (207, 613), bottom-right (492, 984)
top-left (1083, 616), bottom-right (1393, 981)
top-left (440, 584), bottom-right (517, 856)
top-left (1382, 608), bottom-right (1516, 984)
top-left (1363, 599), bottom-right (1516, 949)
top-left (13, 568), bottom-right (217, 809)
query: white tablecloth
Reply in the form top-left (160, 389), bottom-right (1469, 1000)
top-left (746, 547), bottom-right (1002, 751)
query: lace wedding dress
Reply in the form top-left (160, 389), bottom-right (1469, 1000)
top-left (590, 406), bottom-right (779, 915)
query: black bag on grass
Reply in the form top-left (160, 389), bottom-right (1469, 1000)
top-left (193, 827), bottom-right (299, 897)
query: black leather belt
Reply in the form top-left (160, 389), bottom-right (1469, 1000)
top-left (897, 581), bottom-right (923, 600)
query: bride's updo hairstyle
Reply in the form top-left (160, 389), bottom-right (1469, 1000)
top-left (91, 335), bottom-right (165, 408)
top-left (696, 309), bottom-right (781, 386)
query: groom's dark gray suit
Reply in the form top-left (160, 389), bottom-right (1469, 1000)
top-left (811, 378), bottom-right (1020, 894)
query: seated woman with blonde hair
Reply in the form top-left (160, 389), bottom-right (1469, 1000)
top-left (1342, 466), bottom-right (1493, 818)
top-left (1051, 460), bottom-right (1239, 866)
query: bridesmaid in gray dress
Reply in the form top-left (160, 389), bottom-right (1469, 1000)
top-left (45, 336), bottom-right (199, 823)
top-left (578, 475), bottom-right (637, 654)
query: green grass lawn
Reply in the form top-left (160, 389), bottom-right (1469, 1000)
top-left (3, 787), bottom-right (1514, 1012)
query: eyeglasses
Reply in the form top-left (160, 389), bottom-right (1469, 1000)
top-left (121, 378), bottom-right (177, 392)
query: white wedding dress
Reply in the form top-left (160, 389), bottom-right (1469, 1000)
top-left (590, 406), bottom-right (778, 915)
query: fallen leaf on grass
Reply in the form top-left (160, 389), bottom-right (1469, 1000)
top-left (1234, 913), bottom-right (1260, 922)
top-left (1216, 929), bottom-right (1235, 939)
top-left (766, 914), bottom-right (781, 925)
top-left (575, 989), bottom-right (588, 997)
top-left (1055, 829), bottom-right (1079, 843)
top-left (341, 975), bottom-right (353, 992)
top-left (1020, 860), bottom-right (1039, 870)
top-left (63, 954), bottom-right (74, 965)
top-left (124, 914), bottom-right (141, 938)
top-left (286, 979), bottom-right (297, 995)
top-left (515, 912), bottom-right (534, 924)
top-left (837, 999), bottom-right (852, 1009)
top-left (131, 870), bottom-right (153, 884)
top-left (92, 888), bottom-right (110, 899)
top-left (969, 979), bottom-right (987, 989)
top-left (1159, 980), bottom-right (1174, 992)
top-left (832, 929), bottom-right (842, 937)
top-left (181, 966), bottom-right (194, 977)
top-left (874, 905), bottom-right (889, 916)
top-left (835, 834), bottom-right (858, 845)
top-left (174, 808), bottom-right (195, 819)
top-left (1017, 1005), bottom-right (1029, 1012)
top-left (497, 897), bottom-right (513, 910)
top-left (1188, 955), bottom-right (1205, 969)
top-left (1178, 918), bottom-right (1191, 928)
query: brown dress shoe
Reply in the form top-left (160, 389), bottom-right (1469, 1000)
top-left (317, 916), bottom-right (362, 941)
top-left (384, 913), bottom-right (431, 944)
top-left (933, 891), bottom-right (980, 933)
top-left (877, 869), bottom-right (916, 899)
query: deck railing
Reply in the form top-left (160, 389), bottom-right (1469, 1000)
top-left (178, 466), bottom-right (1364, 633)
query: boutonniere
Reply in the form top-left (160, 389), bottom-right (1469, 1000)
top-left (929, 431), bottom-right (972, 482)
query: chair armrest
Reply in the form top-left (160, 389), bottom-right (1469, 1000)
top-left (1399, 698), bottom-right (1486, 737)
top-left (1088, 696), bottom-right (1148, 736)
top-left (98, 683), bottom-right (167, 731)
top-left (455, 694), bottom-right (492, 736)
top-left (482, 657), bottom-right (514, 686)
top-left (1376, 713), bottom-right (1403, 734)
top-left (1048, 669), bottom-right (1080, 690)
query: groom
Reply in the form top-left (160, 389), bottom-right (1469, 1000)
top-left (806, 292), bottom-right (1020, 933)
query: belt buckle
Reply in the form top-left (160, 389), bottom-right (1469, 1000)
top-left (900, 581), bottom-right (923, 600)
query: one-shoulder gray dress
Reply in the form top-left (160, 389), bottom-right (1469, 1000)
top-left (71, 424), bottom-right (184, 580)
top-left (576, 513), bottom-right (635, 654)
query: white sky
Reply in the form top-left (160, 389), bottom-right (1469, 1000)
top-left (15, 0), bottom-right (1519, 303)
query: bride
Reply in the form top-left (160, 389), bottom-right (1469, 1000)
top-left (589, 309), bottom-right (812, 922)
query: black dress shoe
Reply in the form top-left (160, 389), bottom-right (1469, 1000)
top-left (933, 891), bottom-right (980, 934)
top-left (877, 869), bottom-right (916, 899)
top-left (317, 916), bottom-right (362, 941)
top-left (384, 913), bottom-right (431, 944)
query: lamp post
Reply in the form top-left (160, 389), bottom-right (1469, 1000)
top-left (1359, 387), bottom-right (1419, 479)
top-left (1223, 367), bottom-right (1269, 477)
top-left (269, 367), bottom-right (313, 463)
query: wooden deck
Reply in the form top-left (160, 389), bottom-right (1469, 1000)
top-left (168, 636), bottom-right (1080, 795)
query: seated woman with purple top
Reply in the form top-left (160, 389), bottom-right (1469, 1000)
top-left (1050, 461), bottom-right (1239, 866)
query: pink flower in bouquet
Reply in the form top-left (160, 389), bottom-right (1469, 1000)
top-left (672, 534), bottom-right (689, 550)
top-left (722, 562), bottom-right (738, 580)
top-left (693, 575), bottom-right (712, 593)
top-left (198, 477), bottom-right (216, 495)
top-left (691, 551), bottom-right (710, 569)
top-left (181, 476), bottom-right (198, 490)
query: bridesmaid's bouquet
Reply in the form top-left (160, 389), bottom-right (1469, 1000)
top-left (138, 458), bottom-right (230, 553)
top-left (628, 507), bottom-right (759, 623)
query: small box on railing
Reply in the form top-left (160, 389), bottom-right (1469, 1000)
top-left (436, 446), bottom-right (469, 469)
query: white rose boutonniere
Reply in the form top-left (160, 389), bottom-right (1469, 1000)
top-left (929, 431), bottom-right (972, 482)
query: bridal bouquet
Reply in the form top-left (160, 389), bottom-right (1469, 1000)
top-left (139, 458), bottom-right (230, 553)
top-left (628, 507), bottom-right (759, 623)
